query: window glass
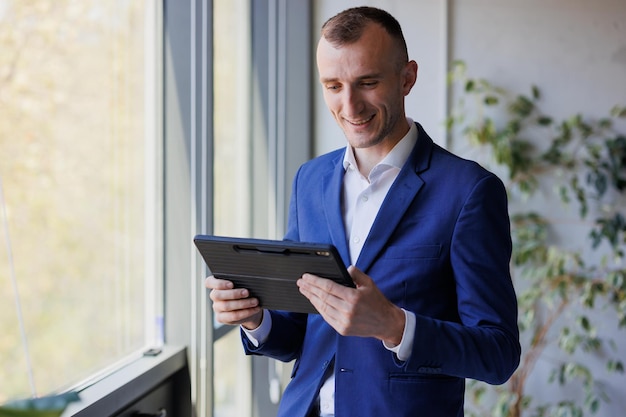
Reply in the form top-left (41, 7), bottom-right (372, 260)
top-left (213, 0), bottom-right (252, 416)
top-left (213, 0), bottom-right (251, 238)
top-left (0, 0), bottom-right (160, 401)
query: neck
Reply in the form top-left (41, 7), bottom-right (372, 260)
top-left (353, 121), bottom-right (411, 177)
top-left (353, 148), bottom-right (384, 178)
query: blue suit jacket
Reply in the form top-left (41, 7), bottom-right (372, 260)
top-left (243, 123), bottom-right (520, 417)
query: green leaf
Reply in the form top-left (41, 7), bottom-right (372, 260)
top-left (510, 95), bottom-right (535, 117)
top-left (537, 116), bottom-right (553, 126)
top-left (598, 118), bottom-right (613, 129)
top-left (577, 316), bottom-right (591, 332)
top-left (484, 95), bottom-right (499, 105)
top-left (607, 360), bottom-right (625, 373)
top-left (585, 395), bottom-right (600, 413)
top-left (610, 105), bottom-right (626, 118)
top-left (532, 85), bottom-right (541, 99)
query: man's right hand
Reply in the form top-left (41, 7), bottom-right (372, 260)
top-left (205, 275), bottom-right (263, 330)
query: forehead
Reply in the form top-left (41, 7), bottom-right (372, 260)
top-left (316, 24), bottom-right (397, 81)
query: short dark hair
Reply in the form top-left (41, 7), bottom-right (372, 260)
top-left (321, 6), bottom-right (408, 64)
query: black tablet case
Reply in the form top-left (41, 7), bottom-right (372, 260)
top-left (194, 235), bottom-right (354, 314)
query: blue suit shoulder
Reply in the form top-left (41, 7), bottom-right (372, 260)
top-left (412, 123), bottom-right (504, 186)
top-left (298, 147), bottom-right (344, 171)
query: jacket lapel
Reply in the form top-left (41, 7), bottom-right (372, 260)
top-left (356, 123), bottom-right (434, 272)
top-left (323, 152), bottom-right (351, 267)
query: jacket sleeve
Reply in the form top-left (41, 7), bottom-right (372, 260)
top-left (241, 166), bottom-right (308, 362)
top-left (401, 174), bottom-right (520, 384)
top-left (242, 310), bottom-right (308, 362)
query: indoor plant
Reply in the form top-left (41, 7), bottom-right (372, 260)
top-left (447, 61), bottom-right (626, 417)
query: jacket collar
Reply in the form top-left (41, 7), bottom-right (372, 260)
top-left (322, 122), bottom-right (435, 271)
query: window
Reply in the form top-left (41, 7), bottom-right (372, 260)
top-left (213, 0), bottom-right (253, 416)
top-left (1, 0), bottom-right (311, 414)
top-left (0, 0), bottom-right (161, 401)
top-left (208, 0), bottom-right (313, 415)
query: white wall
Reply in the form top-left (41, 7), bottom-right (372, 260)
top-left (450, 0), bottom-right (626, 121)
top-left (312, 1), bottom-right (626, 415)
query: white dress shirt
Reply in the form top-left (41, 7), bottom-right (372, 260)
top-left (244, 119), bottom-right (419, 417)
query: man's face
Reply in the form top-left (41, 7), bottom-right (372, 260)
top-left (316, 23), bottom-right (417, 151)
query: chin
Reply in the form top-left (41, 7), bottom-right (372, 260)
top-left (346, 136), bottom-right (377, 149)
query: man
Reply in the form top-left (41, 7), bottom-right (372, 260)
top-left (206, 6), bottom-right (520, 417)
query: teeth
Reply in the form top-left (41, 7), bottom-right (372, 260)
top-left (348, 116), bottom-right (373, 125)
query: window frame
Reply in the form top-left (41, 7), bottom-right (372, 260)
top-left (60, 0), bottom-right (313, 415)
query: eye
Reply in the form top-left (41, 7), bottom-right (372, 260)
top-left (361, 80), bottom-right (378, 88)
top-left (325, 84), bottom-right (341, 91)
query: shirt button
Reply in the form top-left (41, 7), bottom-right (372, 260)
top-left (352, 236), bottom-right (360, 244)
top-left (362, 195), bottom-right (368, 202)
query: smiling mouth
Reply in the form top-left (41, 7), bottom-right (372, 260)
top-left (346, 115), bottom-right (374, 126)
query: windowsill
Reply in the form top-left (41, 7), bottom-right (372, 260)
top-left (61, 345), bottom-right (188, 417)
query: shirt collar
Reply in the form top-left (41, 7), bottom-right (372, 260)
top-left (342, 118), bottom-right (418, 174)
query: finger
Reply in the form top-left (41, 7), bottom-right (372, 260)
top-left (214, 304), bottom-right (262, 326)
top-left (300, 272), bottom-right (352, 295)
top-left (209, 286), bottom-right (250, 302)
top-left (298, 274), bottom-right (353, 325)
top-left (205, 275), bottom-right (234, 290)
top-left (213, 295), bottom-right (259, 313)
top-left (298, 284), bottom-right (342, 326)
top-left (210, 290), bottom-right (260, 322)
top-left (298, 274), bottom-right (343, 303)
top-left (347, 265), bottom-right (370, 288)
top-left (205, 277), bottom-right (263, 327)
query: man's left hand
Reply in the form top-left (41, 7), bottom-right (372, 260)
top-left (297, 266), bottom-right (405, 346)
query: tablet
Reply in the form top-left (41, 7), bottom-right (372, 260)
top-left (194, 235), bottom-right (354, 314)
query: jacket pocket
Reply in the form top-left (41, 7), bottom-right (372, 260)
top-left (384, 244), bottom-right (442, 260)
top-left (387, 372), bottom-right (464, 405)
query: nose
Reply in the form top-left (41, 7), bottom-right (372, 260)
top-left (342, 87), bottom-right (364, 118)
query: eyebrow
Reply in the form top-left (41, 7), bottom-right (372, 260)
top-left (319, 73), bottom-right (383, 84)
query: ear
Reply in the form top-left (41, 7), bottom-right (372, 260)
top-left (402, 60), bottom-right (418, 96)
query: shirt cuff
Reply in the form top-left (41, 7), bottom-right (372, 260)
top-left (241, 309), bottom-right (271, 347)
top-left (382, 309), bottom-right (415, 361)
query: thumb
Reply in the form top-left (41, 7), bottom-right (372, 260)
top-left (347, 265), bottom-right (371, 288)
